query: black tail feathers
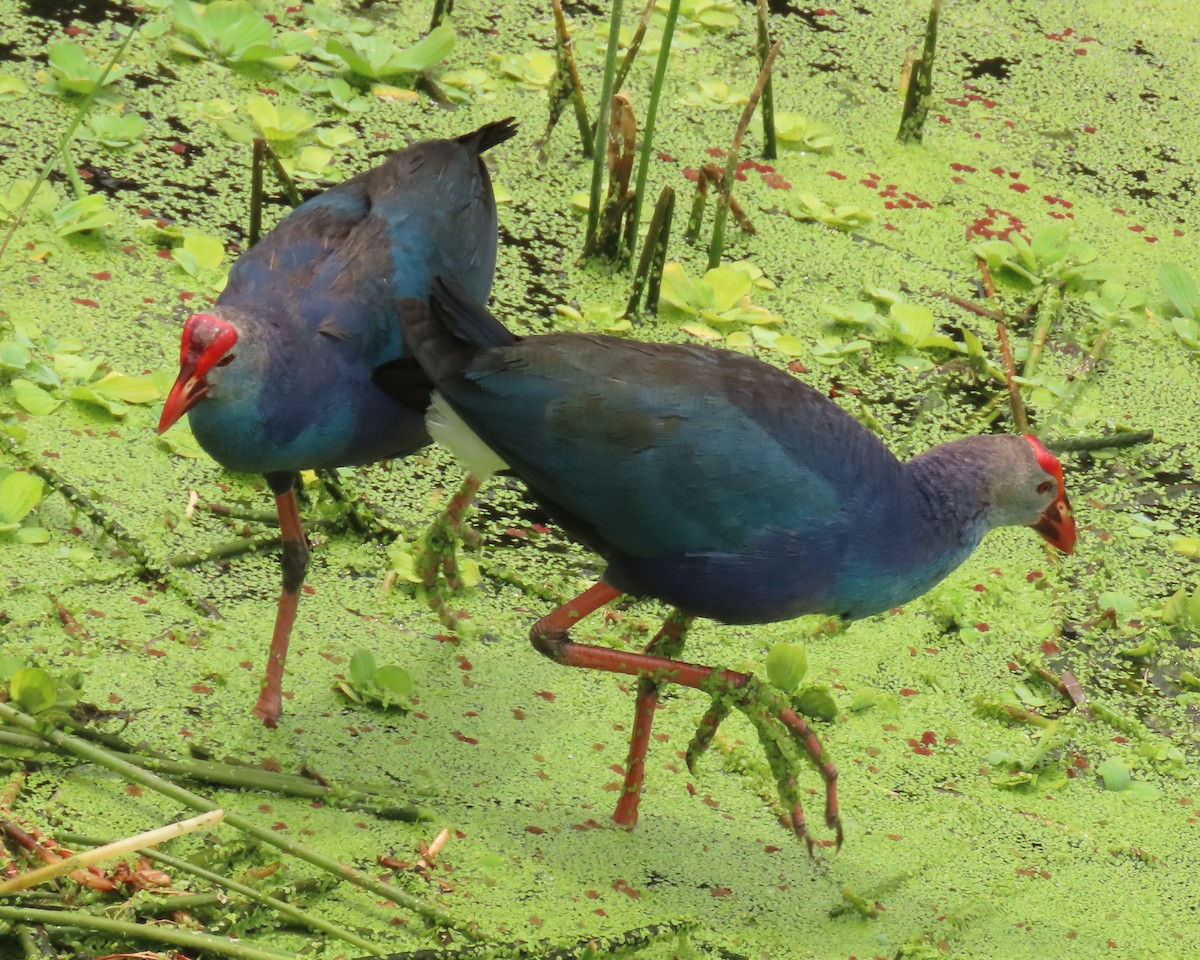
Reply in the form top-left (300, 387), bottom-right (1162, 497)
top-left (430, 277), bottom-right (517, 350)
top-left (459, 117), bottom-right (518, 155)
top-left (385, 278), bottom-right (517, 399)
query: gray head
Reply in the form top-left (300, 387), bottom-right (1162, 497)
top-left (908, 433), bottom-right (1076, 552)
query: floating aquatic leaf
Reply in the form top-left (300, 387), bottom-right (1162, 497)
top-left (326, 25), bottom-right (455, 80)
top-left (52, 194), bottom-right (117, 236)
top-left (441, 68), bottom-right (495, 103)
top-left (889, 302), bottom-right (935, 345)
top-left (349, 649), bottom-right (377, 688)
top-left (10, 667), bottom-right (57, 714)
top-left (795, 686), bottom-right (838, 722)
top-left (157, 423), bottom-right (205, 458)
top-left (1097, 756), bottom-right (1130, 792)
top-left (784, 192), bottom-right (873, 230)
top-left (0, 74), bottom-right (29, 100)
top-left (10, 379), bottom-right (62, 416)
top-left (1160, 262), bottom-right (1198, 320)
top-left (70, 384), bottom-right (126, 417)
top-left (245, 95), bottom-right (318, 145)
top-left (374, 665), bottom-right (414, 699)
top-left (0, 341), bottom-right (31, 371)
top-left (47, 39), bottom-right (122, 95)
top-left (90, 372), bottom-right (162, 405)
top-left (772, 113), bottom-right (834, 152)
top-left (0, 471), bottom-right (45, 528)
top-left (170, 0), bottom-right (295, 66)
top-left (79, 112), bottom-right (148, 149)
top-left (0, 180), bottom-right (58, 222)
top-left (341, 648), bottom-right (414, 711)
top-left (680, 79), bottom-right (747, 111)
top-left (491, 50), bottom-right (556, 89)
top-left (765, 642), bottom-right (807, 692)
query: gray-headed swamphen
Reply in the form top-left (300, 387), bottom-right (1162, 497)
top-left (157, 119), bottom-right (517, 726)
top-left (381, 278), bottom-right (1076, 850)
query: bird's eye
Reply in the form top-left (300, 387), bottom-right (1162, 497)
top-left (1036, 481), bottom-right (1052, 495)
top-left (215, 354), bottom-right (235, 367)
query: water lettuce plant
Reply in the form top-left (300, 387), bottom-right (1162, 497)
top-left (169, 0), bottom-right (309, 69)
top-left (77, 111), bottom-right (148, 150)
top-left (1160, 262), bottom-right (1199, 351)
top-left (46, 40), bottom-right (123, 96)
top-left (336, 648), bottom-right (414, 711)
top-left (971, 223), bottom-right (1114, 290)
top-left (0, 468), bottom-right (47, 543)
top-left (325, 24), bottom-right (455, 81)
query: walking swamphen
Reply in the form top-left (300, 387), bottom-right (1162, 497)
top-left (157, 119), bottom-right (518, 726)
top-left (382, 278), bottom-right (1076, 850)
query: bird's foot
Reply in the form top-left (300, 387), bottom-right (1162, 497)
top-left (687, 678), bottom-right (841, 856)
top-left (412, 526), bottom-right (475, 633)
top-left (407, 474), bottom-right (485, 632)
top-left (252, 693), bottom-right (281, 728)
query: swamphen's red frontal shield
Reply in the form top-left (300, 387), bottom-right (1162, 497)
top-left (381, 279), bottom-right (1076, 851)
top-left (158, 119), bottom-right (517, 726)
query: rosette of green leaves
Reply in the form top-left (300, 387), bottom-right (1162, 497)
top-left (325, 24), bottom-right (455, 81)
top-left (0, 469), bottom-right (48, 544)
top-left (2, 313), bottom-right (162, 420)
top-left (1159, 263), bottom-right (1199, 352)
top-left (659, 261), bottom-right (803, 354)
top-left (970, 224), bottom-right (1113, 290)
top-left (170, 0), bottom-right (310, 69)
top-left (78, 112), bottom-right (148, 150)
top-left (46, 40), bottom-right (123, 95)
top-left (337, 649), bottom-right (414, 711)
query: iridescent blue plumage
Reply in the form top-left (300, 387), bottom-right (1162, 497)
top-left (383, 278), bottom-right (1075, 849)
top-left (183, 118), bottom-right (516, 477)
top-left (395, 279), bottom-right (1075, 624)
top-left (158, 120), bottom-right (517, 726)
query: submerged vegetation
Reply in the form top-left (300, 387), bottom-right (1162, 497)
top-left (0, 0), bottom-right (1197, 957)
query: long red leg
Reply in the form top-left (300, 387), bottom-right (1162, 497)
top-left (253, 488), bottom-right (309, 727)
top-left (531, 589), bottom-right (841, 851)
top-left (612, 610), bottom-right (694, 828)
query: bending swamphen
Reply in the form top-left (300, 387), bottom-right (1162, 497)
top-left (157, 119), bottom-right (517, 726)
top-left (384, 278), bottom-right (1076, 850)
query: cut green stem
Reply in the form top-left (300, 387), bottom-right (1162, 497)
top-left (973, 256), bottom-right (1030, 433)
top-left (684, 162), bottom-right (718, 243)
top-left (249, 137), bottom-right (265, 246)
top-left (548, 0), bottom-right (592, 157)
top-left (166, 535), bottom-right (281, 569)
top-left (428, 0), bottom-right (454, 31)
top-left (755, 0), bottom-right (777, 159)
top-left (897, 0), bottom-right (941, 143)
top-left (612, 0), bottom-right (657, 98)
top-left (1022, 284), bottom-right (1062, 380)
top-left (622, 0), bottom-right (680, 268)
top-left (0, 730), bottom-right (430, 816)
top-left (0, 701), bottom-right (483, 941)
top-left (1045, 429), bottom-right (1154, 452)
top-left (57, 832), bottom-right (373, 953)
top-left (582, 0), bottom-right (626, 259)
top-left (0, 906), bottom-right (294, 960)
top-left (708, 38), bottom-right (782, 269)
top-left (258, 136), bottom-right (301, 208)
top-left (626, 184), bottom-right (675, 318)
